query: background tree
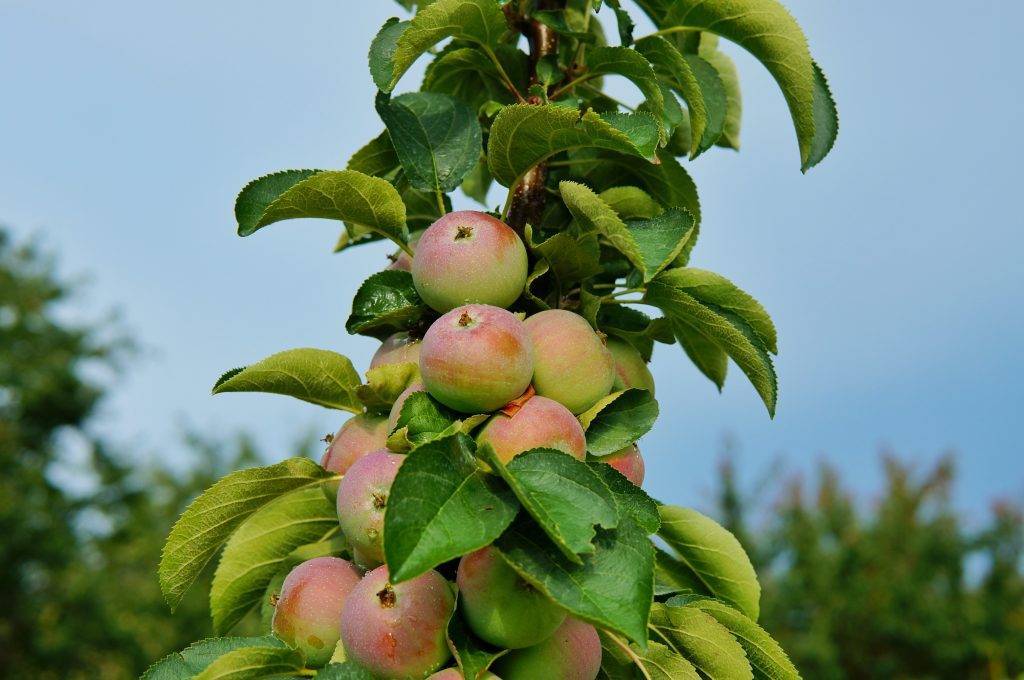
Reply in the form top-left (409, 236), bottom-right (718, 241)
top-left (715, 454), bottom-right (1024, 680)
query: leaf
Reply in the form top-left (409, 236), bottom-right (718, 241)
top-left (212, 348), bottom-right (362, 412)
top-left (674, 320), bottom-right (729, 389)
top-left (808, 61), bottom-right (839, 170)
top-left (488, 105), bottom-right (659, 187)
top-left (655, 0), bottom-right (837, 170)
top-left (579, 46), bottom-right (665, 140)
top-left (234, 170), bottom-right (407, 245)
top-left (481, 447), bottom-right (619, 562)
top-left (654, 546), bottom-right (708, 597)
top-left (559, 181), bottom-right (643, 276)
top-left (369, 18), bottom-right (411, 91)
top-left (597, 304), bottom-right (658, 362)
top-left (634, 36), bottom-right (719, 159)
top-left (575, 149), bottom-right (700, 238)
top-left (645, 270), bottom-right (777, 415)
top-left (604, 0), bottom-right (636, 47)
top-left (528, 225), bottom-right (603, 291)
top-left (141, 636), bottom-right (286, 680)
top-left (447, 602), bottom-right (509, 679)
top-left (402, 182), bottom-right (450, 230)
top-left (423, 46), bottom-right (527, 111)
top-left (495, 513), bottom-right (654, 646)
top-left (387, 390), bottom-right (455, 443)
top-left (534, 9), bottom-right (597, 42)
top-left (317, 663), bottom-right (379, 680)
top-left (347, 130), bottom-right (400, 178)
top-left (658, 268), bottom-right (777, 353)
top-left (376, 91), bottom-right (483, 194)
top-left (387, 0), bottom-right (508, 92)
top-left (356, 362), bottom-right (421, 413)
top-left (460, 156), bottom-right (494, 205)
top-left (682, 53), bottom-right (727, 155)
top-left (588, 462), bottom-right (660, 535)
top-left (599, 632), bottom-right (700, 680)
top-left (657, 505), bottom-right (760, 620)
top-left (599, 186), bottom-right (662, 220)
top-left (650, 602), bottom-right (753, 679)
top-left (159, 458), bottom-right (334, 610)
top-left (669, 596), bottom-right (801, 679)
top-left (578, 389), bottom-right (659, 456)
top-left (193, 645), bottom-right (305, 680)
top-left (384, 434), bottom-right (519, 582)
top-left (345, 270), bottom-right (429, 340)
top-left (699, 41), bottom-right (742, 150)
top-left (210, 485), bottom-right (338, 633)
top-left (626, 209), bottom-right (696, 281)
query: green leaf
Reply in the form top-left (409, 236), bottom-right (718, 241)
top-left (596, 304), bottom-right (658, 361)
top-left (402, 182), bottom-right (451, 230)
top-left (423, 46), bottom-right (527, 111)
top-left (599, 186), bottom-right (663, 220)
top-left (559, 181), bottom-right (644, 276)
top-left (589, 462), bottom-right (660, 535)
top-left (376, 91), bottom-right (483, 194)
top-left (626, 209), bottom-right (696, 280)
top-left (488, 105), bottom-right (659, 187)
top-left (387, 0), bottom-right (508, 92)
top-left (193, 645), bottom-right (305, 680)
top-left (657, 505), bottom-right (760, 620)
top-left (576, 149), bottom-right (700, 236)
top-left (141, 637), bottom-right (287, 680)
top-left (460, 156), bottom-right (494, 205)
top-left (654, 546), bottom-right (708, 597)
top-left (370, 18), bottom-right (411, 91)
top-left (655, 0), bottom-right (837, 170)
top-left (534, 9), bottom-right (597, 42)
top-left (650, 602), bottom-right (753, 679)
top-left (669, 596), bottom-right (801, 680)
top-left (578, 389), bottom-right (659, 456)
top-left (808, 61), bottom-right (839, 170)
top-left (578, 46), bottom-right (664, 140)
top-left (347, 130), bottom-right (400, 178)
top-left (644, 269), bottom-right (777, 415)
top-left (599, 632), bottom-right (701, 680)
top-left (682, 53), bottom-right (727, 155)
top-left (658, 268), bottom-right (777, 353)
top-left (234, 170), bottom-right (407, 245)
top-left (699, 40), bottom-right (742, 150)
top-left (317, 663), bottom-right (379, 680)
top-left (496, 513), bottom-right (654, 646)
top-left (388, 390), bottom-right (454, 442)
top-left (159, 458), bottom-right (334, 611)
top-left (384, 434), bottom-right (519, 582)
top-left (604, 0), bottom-right (636, 47)
top-left (674, 320), bottom-right (729, 389)
top-left (345, 270), bottom-right (429, 340)
top-left (527, 225), bottom-right (603, 291)
top-left (212, 348), bottom-right (362, 412)
top-left (447, 596), bottom-right (509, 678)
top-left (481, 447), bottom-right (619, 562)
top-left (356, 362), bottom-right (421, 413)
top-left (634, 36), bottom-right (719, 159)
top-left (210, 485), bottom-right (338, 633)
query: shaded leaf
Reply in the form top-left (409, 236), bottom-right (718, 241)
top-left (599, 186), bottom-right (662, 220)
top-left (650, 602), bottom-right (753, 679)
top-left (599, 631), bottom-right (700, 680)
top-left (370, 18), bottom-right (411, 91)
top-left (356, 362), bottom-right (421, 413)
top-left (141, 636), bottom-right (287, 680)
top-left (589, 462), bottom-right (660, 534)
top-left (193, 645), bottom-right (305, 680)
top-left (212, 348), bottom-right (362, 412)
top-left (581, 46), bottom-right (665, 141)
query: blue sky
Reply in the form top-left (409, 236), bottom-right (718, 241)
top-left (2, 1), bottom-right (1021, 518)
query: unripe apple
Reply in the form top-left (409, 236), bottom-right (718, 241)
top-left (336, 450), bottom-right (404, 568)
top-left (524, 310), bottom-right (614, 414)
top-left (457, 546), bottom-right (566, 649)
top-left (271, 557), bottom-right (361, 668)
top-left (493, 617), bottom-right (602, 680)
top-left (340, 565), bottom-right (455, 679)
top-left (412, 211), bottom-right (528, 313)
top-left (320, 414), bottom-right (388, 475)
top-left (477, 395), bottom-right (586, 465)
top-left (420, 304), bottom-right (533, 413)
top-left (601, 444), bottom-right (645, 486)
top-left (606, 338), bottom-right (655, 396)
top-left (371, 332), bottom-right (423, 370)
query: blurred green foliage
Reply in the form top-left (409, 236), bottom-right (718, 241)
top-left (716, 453), bottom-right (1024, 679)
top-left (0, 229), bottom-right (303, 678)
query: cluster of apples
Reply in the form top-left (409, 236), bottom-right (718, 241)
top-left (271, 211), bottom-right (656, 679)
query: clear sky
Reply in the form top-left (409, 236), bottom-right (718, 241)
top-left (2, 1), bottom-right (1021, 518)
